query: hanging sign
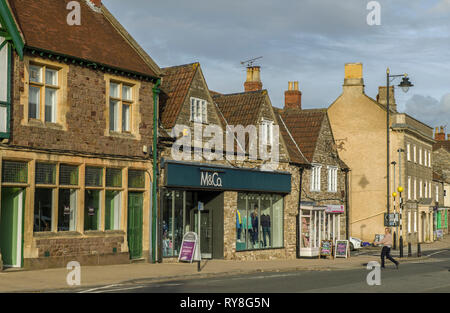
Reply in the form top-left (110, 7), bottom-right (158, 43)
top-left (384, 213), bottom-right (399, 227)
top-left (178, 232), bottom-right (198, 263)
top-left (198, 201), bottom-right (204, 211)
top-left (334, 240), bottom-right (349, 258)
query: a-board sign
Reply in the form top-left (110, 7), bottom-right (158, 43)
top-left (334, 240), bottom-right (349, 258)
top-left (178, 232), bottom-right (198, 263)
top-left (320, 240), bottom-right (333, 257)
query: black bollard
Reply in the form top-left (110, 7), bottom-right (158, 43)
top-left (408, 242), bottom-right (412, 257)
top-left (417, 243), bottom-right (421, 258)
top-left (399, 236), bottom-right (404, 258)
top-left (393, 232), bottom-right (397, 250)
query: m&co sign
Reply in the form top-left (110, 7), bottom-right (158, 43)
top-left (200, 171), bottom-right (223, 187)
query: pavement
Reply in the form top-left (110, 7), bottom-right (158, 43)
top-left (0, 236), bottom-right (449, 293)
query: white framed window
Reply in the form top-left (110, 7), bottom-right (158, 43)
top-left (424, 180), bottom-right (427, 199)
top-left (190, 97), bottom-right (207, 124)
top-left (109, 81), bottom-right (134, 133)
top-left (260, 119), bottom-right (274, 145)
top-left (414, 178), bottom-right (417, 200)
top-left (419, 148), bottom-right (422, 165)
top-left (406, 143), bottom-right (411, 161)
top-left (436, 185), bottom-right (439, 202)
top-left (29, 64), bottom-right (59, 123)
top-left (419, 180), bottom-right (423, 198)
top-left (414, 211), bottom-right (417, 232)
top-left (429, 182), bottom-right (432, 198)
top-left (327, 166), bottom-right (338, 192)
top-left (311, 164), bottom-right (322, 192)
top-left (407, 176), bottom-right (411, 200)
top-left (413, 145), bottom-right (417, 163)
top-left (428, 151), bottom-right (431, 167)
top-left (408, 211), bottom-right (411, 233)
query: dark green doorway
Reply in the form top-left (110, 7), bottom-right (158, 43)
top-left (0, 187), bottom-right (25, 267)
top-left (127, 192), bottom-right (143, 259)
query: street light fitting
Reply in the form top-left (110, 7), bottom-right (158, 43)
top-left (398, 76), bottom-right (414, 93)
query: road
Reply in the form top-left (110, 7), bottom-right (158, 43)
top-left (69, 249), bottom-right (450, 293)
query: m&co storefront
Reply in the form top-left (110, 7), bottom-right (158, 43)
top-left (160, 161), bottom-right (291, 261)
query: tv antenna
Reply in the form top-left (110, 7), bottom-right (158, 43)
top-left (240, 56), bottom-right (263, 67)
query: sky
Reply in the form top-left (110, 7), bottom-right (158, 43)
top-left (104, 0), bottom-right (450, 131)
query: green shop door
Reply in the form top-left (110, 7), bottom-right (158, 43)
top-left (128, 193), bottom-right (143, 259)
top-left (0, 188), bottom-right (25, 268)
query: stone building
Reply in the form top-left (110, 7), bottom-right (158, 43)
top-left (0, 0), bottom-right (161, 269)
top-left (328, 63), bottom-right (435, 244)
top-left (274, 82), bottom-right (349, 256)
top-left (158, 63), bottom-right (305, 261)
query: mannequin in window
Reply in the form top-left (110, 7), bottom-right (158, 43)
top-left (251, 206), bottom-right (259, 247)
top-left (261, 213), bottom-right (271, 247)
top-left (236, 209), bottom-right (242, 242)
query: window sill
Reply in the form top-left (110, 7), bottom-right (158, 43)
top-left (33, 231), bottom-right (82, 238)
top-left (26, 119), bottom-right (64, 130)
top-left (108, 130), bottom-right (137, 140)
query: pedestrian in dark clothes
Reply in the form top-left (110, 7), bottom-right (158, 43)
top-left (374, 228), bottom-right (399, 269)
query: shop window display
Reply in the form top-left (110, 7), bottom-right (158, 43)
top-left (34, 188), bottom-right (53, 232)
top-left (236, 193), bottom-right (283, 251)
top-left (58, 189), bottom-right (77, 231)
top-left (162, 190), bottom-right (184, 257)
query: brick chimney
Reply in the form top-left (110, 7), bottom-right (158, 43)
top-left (90, 0), bottom-right (102, 7)
top-left (284, 81), bottom-right (302, 110)
top-left (343, 63), bottom-right (364, 94)
top-left (86, 0), bottom-right (102, 10)
top-left (435, 126), bottom-right (446, 141)
top-left (244, 66), bottom-right (263, 92)
top-left (377, 86), bottom-right (396, 112)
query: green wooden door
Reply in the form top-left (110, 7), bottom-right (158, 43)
top-left (128, 193), bottom-right (143, 259)
top-left (0, 188), bottom-right (25, 267)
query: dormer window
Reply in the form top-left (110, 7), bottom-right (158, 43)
top-left (190, 97), bottom-right (207, 123)
top-left (261, 119), bottom-right (274, 145)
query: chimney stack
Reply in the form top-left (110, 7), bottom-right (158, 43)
top-left (86, 0), bottom-right (102, 9)
top-left (377, 86), bottom-right (396, 112)
top-left (343, 63), bottom-right (364, 94)
top-left (435, 126), bottom-right (446, 141)
top-left (244, 66), bottom-right (263, 92)
top-left (284, 81), bottom-right (302, 110)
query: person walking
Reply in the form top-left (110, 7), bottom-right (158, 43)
top-left (374, 228), bottom-right (399, 269)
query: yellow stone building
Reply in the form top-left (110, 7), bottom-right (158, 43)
top-left (328, 63), bottom-right (435, 243)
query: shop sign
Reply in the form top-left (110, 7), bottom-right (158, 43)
top-left (178, 232), bottom-right (198, 263)
top-left (320, 240), bottom-right (333, 258)
top-left (384, 213), bottom-right (399, 227)
top-left (326, 205), bottom-right (345, 213)
top-left (198, 201), bottom-right (204, 211)
top-left (334, 240), bottom-right (349, 258)
top-left (200, 171), bottom-right (223, 188)
top-left (435, 230), bottom-right (443, 239)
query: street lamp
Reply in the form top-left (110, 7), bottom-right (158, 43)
top-left (386, 69), bottom-right (414, 216)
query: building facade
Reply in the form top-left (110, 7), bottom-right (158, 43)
top-left (0, 0), bottom-right (161, 269)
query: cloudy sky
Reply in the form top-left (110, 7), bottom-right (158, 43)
top-left (104, 0), bottom-right (450, 130)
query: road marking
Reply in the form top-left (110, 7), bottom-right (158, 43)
top-left (426, 250), bottom-right (449, 257)
top-left (94, 286), bottom-right (146, 293)
top-left (78, 284), bottom-right (121, 293)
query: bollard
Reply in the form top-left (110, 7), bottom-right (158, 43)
top-left (197, 260), bottom-right (201, 272)
top-left (417, 243), bottom-right (421, 258)
top-left (393, 232), bottom-right (397, 250)
top-left (408, 242), bottom-right (412, 257)
top-left (399, 236), bottom-right (403, 258)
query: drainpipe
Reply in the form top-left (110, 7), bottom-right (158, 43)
top-left (296, 166), bottom-right (304, 258)
top-left (344, 169), bottom-right (350, 240)
top-left (151, 78), bottom-right (161, 263)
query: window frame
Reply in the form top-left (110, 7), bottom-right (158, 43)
top-left (108, 81), bottom-right (134, 133)
top-left (311, 164), bottom-right (322, 192)
top-left (327, 166), bottom-right (338, 193)
top-left (190, 97), bottom-right (208, 124)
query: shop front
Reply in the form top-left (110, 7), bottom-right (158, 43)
top-left (434, 207), bottom-right (448, 239)
top-left (161, 161), bottom-right (291, 261)
top-left (299, 202), bottom-right (345, 257)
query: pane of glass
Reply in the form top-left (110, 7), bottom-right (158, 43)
top-left (84, 190), bottom-right (101, 231)
top-left (110, 82), bottom-right (120, 98)
top-left (59, 164), bottom-right (79, 186)
top-left (106, 168), bottom-right (122, 187)
top-left (109, 100), bottom-right (119, 131)
top-left (105, 191), bottom-right (121, 230)
top-left (173, 191), bottom-right (184, 256)
top-left (202, 101), bottom-right (207, 123)
top-left (301, 211), bottom-right (311, 248)
top-left (45, 88), bottom-right (57, 123)
top-left (34, 188), bottom-right (53, 232)
top-left (2, 160), bottom-right (28, 183)
top-left (196, 100), bottom-right (201, 121)
top-left (122, 85), bottom-right (132, 101)
top-left (128, 170), bottom-right (145, 188)
top-left (85, 167), bottom-right (103, 187)
top-left (29, 65), bottom-right (42, 83)
top-left (162, 191), bottom-right (173, 257)
top-left (236, 193), bottom-right (247, 251)
top-left (260, 194), bottom-right (271, 248)
top-left (122, 104), bottom-right (130, 132)
top-left (45, 68), bottom-right (58, 86)
top-left (58, 189), bottom-right (77, 231)
top-left (29, 86), bottom-right (40, 119)
top-left (35, 163), bottom-right (56, 185)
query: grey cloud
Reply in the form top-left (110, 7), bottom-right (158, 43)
top-left (403, 94), bottom-right (450, 128)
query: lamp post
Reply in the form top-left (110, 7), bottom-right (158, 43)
top-left (398, 186), bottom-right (404, 258)
top-left (385, 69), bottom-right (414, 215)
top-left (391, 161), bottom-right (397, 249)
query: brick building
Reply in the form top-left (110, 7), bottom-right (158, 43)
top-left (0, 0), bottom-right (161, 269)
top-left (274, 82), bottom-right (349, 256)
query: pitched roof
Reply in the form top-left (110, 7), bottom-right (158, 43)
top-left (213, 90), bottom-right (267, 127)
top-left (7, 0), bottom-right (159, 77)
top-left (273, 108), bottom-right (309, 165)
top-left (159, 63), bottom-right (198, 128)
top-left (433, 140), bottom-right (450, 152)
top-left (277, 108), bottom-right (327, 162)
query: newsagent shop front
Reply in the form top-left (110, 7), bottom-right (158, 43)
top-left (160, 161), bottom-right (291, 261)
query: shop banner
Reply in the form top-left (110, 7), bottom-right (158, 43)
top-left (178, 232), bottom-right (198, 263)
top-left (325, 205), bottom-right (345, 213)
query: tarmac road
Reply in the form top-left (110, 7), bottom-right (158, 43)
top-left (72, 249), bottom-right (450, 293)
